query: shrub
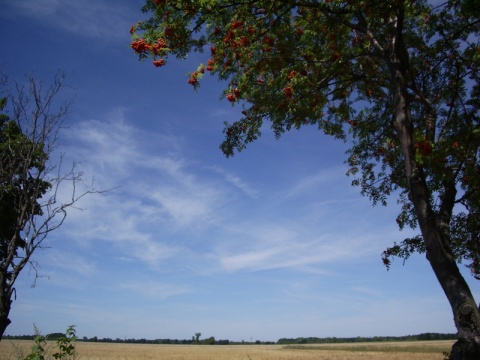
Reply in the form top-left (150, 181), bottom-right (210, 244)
top-left (20, 325), bottom-right (77, 360)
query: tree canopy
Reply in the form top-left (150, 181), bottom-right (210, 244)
top-left (0, 74), bottom-right (100, 340)
top-left (0, 99), bottom-right (51, 264)
top-left (132, 1), bottom-right (480, 358)
top-left (132, 0), bottom-right (479, 278)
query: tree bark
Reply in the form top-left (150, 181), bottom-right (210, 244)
top-left (384, 11), bottom-right (480, 360)
top-left (0, 283), bottom-right (12, 341)
top-left (387, 13), bottom-right (480, 358)
top-left (410, 172), bottom-right (480, 359)
top-left (0, 314), bottom-right (11, 341)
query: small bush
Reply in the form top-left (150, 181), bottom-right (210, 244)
top-left (19, 325), bottom-right (77, 360)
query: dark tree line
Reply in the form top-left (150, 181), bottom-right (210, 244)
top-left (277, 333), bottom-right (458, 344)
top-left (5, 332), bottom-right (455, 345)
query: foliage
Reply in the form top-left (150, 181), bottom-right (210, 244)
top-left (194, 332), bottom-right (201, 343)
top-left (131, 0), bottom-right (480, 278)
top-left (277, 333), bottom-right (458, 345)
top-left (71, 334), bottom-right (230, 345)
top-left (0, 99), bottom-right (52, 270)
top-left (202, 336), bottom-right (215, 345)
top-left (132, 1), bottom-right (480, 356)
top-left (0, 73), bottom-right (103, 339)
top-left (21, 325), bottom-right (77, 360)
top-left (52, 326), bottom-right (77, 359)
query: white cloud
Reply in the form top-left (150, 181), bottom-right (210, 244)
top-left (41, 107), bottom-right (401, 279)
top-left (283, 165), bottom-right (356, 200)
top-left (48, 109), bottom-right (239, 269)
top-left (54, 187), bottom-right (185, 268)
top-left (210, 166), bottom-right (259, 199)
top-left (217, 221), bottom-right (375, 273)
top-left (3, 0), bottom-right (61, 16)
top-left (43, 248), bottom-right (97, 277)
top-left (3, 0), bottom-right (135, 41)
top-left (118, 281), bottom-right (191, 300)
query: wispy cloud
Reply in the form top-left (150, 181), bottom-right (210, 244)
top-left (42, 248), bottom-right (97, 277)
top-left (50, 108), bottom-right (235, 270)
top-left (3, 0), bottom-right (135, 41)
top-left (118, 281), bottom-right (191, 300)
top-left (217, 221), bottom-right (375, 273)
top-left (44, 106), bottom-right (398, 280)
top-left (210, 166), bottom-right (259, 199)
top-left (283, 165), bottom-right (355, 200)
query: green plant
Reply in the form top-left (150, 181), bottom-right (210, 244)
top-left (52, 325), bottom-right (77, 359)
top-left (22, 325), bottom-right (77, 360)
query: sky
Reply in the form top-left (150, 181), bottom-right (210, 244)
top-left (0, 0), bottom-right (478, 343)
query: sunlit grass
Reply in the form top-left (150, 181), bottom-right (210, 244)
top-left (0, 340), bottom-right (454, 360)
top-left (284, 340), bottom-right (453, 353)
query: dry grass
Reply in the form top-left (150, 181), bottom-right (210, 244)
top-left (0, 340), bottom-right (453, 360)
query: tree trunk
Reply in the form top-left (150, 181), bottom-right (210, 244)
top-left (396, 95), bottom-right (480, 360)
top-left (410, 174), bottom-right (480, 359)
top-left (387, 21), bottom-right (480, 358)
top-left (0, 315), bottom-right (11, 341)
top-left (0, 288), bottom-right (12, 341)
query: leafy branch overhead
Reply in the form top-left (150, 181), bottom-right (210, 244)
top-left (132, 1), bottom-right (480, 357)
top-left (131, 0), bottom-right (479, 277)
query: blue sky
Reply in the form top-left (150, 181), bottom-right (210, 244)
top-left (1, 0), bottom-right (478, 342)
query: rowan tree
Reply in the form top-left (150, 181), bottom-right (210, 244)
top-left (131, 1), bottom-right (480, 358)
top-left (0, 73), bottom-right (100, 340)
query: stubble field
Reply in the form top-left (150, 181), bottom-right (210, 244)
top-left (0, 340), bottom-right (454, 360)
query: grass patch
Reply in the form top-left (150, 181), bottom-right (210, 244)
top-left (283, 340), bottom-right (454, 354)
top-left (1, 340), bottom-right (455, 360)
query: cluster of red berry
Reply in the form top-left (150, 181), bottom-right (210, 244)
top-left (131, 38), bottom-right (167, 54)
top-left (206, 59), bottom-right (215, 72)
top-left (415, 140), bottom-right (433, 156)
top-left (226, 88), bottom-right (241, 102)
top-left (283, 86), bottom-right (293, 98)
top-left (131, 39), bottom-right (150, 53)
top-left (153, 59), bottom-right (166, 67)
top-left (131, 37), bottom-right (169, 67)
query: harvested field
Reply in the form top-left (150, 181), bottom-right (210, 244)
top-left (0, 340), bottom-right (454, 360)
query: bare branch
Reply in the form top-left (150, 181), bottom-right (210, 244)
top-left (0, 72), bottom-right (104, 339)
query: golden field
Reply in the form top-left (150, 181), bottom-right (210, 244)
top-left (0, 340), bottom-right (454, 360)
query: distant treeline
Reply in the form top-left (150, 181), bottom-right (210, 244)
top-left (79, 336), bottom-right (233, 345)
top-left (2, 334), bottom-right (240, 345)
top-left (3, 333), bottom-right (67, 341)
top-left (277, 333), bottom-right (458, 344)
top-left (2, 334), bottom-right (230, 345)
top-left (4, 332), bottom-right (456, 345)
top-left (79, 337), bottom-right (275, 345)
